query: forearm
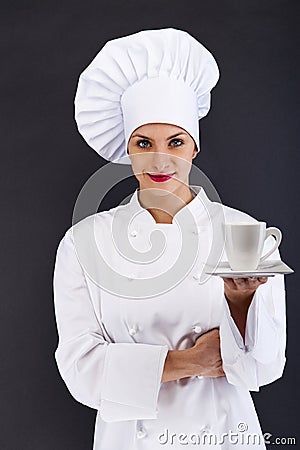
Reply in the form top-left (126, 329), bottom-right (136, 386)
top-left (224, 291), bottom-right (254, 342)
top-left (161, 348), bottom-right (198, 382)
top-left (225, 293), bottom-right (254, 342)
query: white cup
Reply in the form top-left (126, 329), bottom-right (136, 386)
top-left (224, 222), bottom-right (282, 271)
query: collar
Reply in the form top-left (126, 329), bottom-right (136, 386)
top-left (127, 185), bottom-right (212, 226)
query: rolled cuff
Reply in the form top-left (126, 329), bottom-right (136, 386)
top-left (100, 343), bottom-right (169, 422)
top-left (220, 287), bottom-right (282, 391)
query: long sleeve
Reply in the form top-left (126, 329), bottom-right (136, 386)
top-left (219, 236), bottom-right (286, 391)
top-left (53, 227), bottom-right (168, 422)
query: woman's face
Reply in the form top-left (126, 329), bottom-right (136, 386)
top-left (127, 123), bottom-right (198, 195)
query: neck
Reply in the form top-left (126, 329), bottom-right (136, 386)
top-left (138, 183), bottom-right (195, 224)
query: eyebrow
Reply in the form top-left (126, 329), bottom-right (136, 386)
top-left (131, 132), bottom-right (188, 140)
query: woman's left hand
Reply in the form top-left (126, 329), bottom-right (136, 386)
top-left (222, 277), bottom-right (268, 304)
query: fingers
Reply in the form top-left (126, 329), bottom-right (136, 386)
top-left (222, 278), bottom-right (237, 290)
top-left (193, 328), bottom-right (226, 378)
top-left (194, 328), bottom-right (220, 347)
top-left (223, 277), bottom-right (268, 291)
top-left (198, 328), bottom-right (220, 339)
top-left (202, 367), bottom-right (226, 378)
top-left (234, 278), bottom-right (258, 290)
top-left (217, 368), bottom-right (226, 377)
top-left (206, 328), bottom-right (220, 337)
top-left (258, 277), bottom-right (268, 283)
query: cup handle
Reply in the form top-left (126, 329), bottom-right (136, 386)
top-left (260, 227), bottom-right (282, 263)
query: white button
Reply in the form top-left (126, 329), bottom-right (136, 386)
top-left (130, 229), bottom-right (138, 237)
top-left (197, 375), bottom-right (204, 380)
top-left (193, 325), bottom-right (202, 333)
top-left (127, 274), bottom-right (135, 281)
top-left (193, 273), bottom-right (201, 280)
top-left (136, 428), bottom-right (147, 439)
top-left (129, 327), bottom-right (137, 336)
top-left (200, 425), bottom-right (212, 434)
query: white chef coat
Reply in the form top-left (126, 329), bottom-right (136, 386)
top-left (53, 185), bottom-right (286, 450)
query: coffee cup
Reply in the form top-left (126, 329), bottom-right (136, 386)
top-left (224, 222), bottom-right (282, 271)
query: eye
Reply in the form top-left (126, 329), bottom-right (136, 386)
top-left (137, 139), bottom-right (151, 148)
top-left (170, 139), bottom-right (183, 147)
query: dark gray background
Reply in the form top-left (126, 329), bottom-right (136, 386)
top-left (1, 0), bottom-right (299, 449)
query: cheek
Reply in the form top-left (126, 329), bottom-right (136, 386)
top-left (130, 156), bottom-right (148, 178)
top-left (130, 152), bottom-right (152, 169)
top-left (172, 153), bottom-right (193, 173)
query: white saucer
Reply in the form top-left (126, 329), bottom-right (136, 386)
top-left (204, 260), bottom-right (294, 278)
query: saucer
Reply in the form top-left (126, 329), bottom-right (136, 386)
top-left (204, 260), bottom-right (294, 278)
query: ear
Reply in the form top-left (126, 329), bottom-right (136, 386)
top-left (192, 147), bottom-right (198, 159)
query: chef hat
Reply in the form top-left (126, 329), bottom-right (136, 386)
top-left (74, 28), bottom-right (219, 164)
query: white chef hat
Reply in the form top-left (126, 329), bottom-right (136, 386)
top-left (74, 28), bottom-right (219, 164)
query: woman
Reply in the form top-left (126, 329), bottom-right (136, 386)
top-left (53, 29), bottom-right (286, 449)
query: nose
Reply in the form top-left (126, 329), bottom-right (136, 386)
top-left (150, 150), bottom-right (172, 173)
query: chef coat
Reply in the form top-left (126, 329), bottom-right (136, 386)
top-left (53, 185), bottom-right (286, 449)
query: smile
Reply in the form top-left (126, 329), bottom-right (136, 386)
top-left (147, 172), bottom-right (175, 182)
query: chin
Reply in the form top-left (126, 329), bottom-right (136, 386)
top-left (148, 187), bottom-right (173, 197)
top-left (142, 180), bottom-right (182, 197)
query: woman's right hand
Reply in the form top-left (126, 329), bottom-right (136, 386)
top-left (190, 328), bottom-right (225, 378)
top-left (161, 328), bottom-right (226, 382)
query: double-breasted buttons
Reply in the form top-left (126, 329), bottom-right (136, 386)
top-left (193, 273), bottom-right (201, 281)
top-left (192, 228), bottom-right (200, 235)
top-left (192, 263), bottom-right (205, 282)
top-left (127, 273), bottom-right (135, 281)
top-left (199, 424), bottom-right (212, 434)
top-left (128, 325), bottom-right (138, 336)
top-left (192, 324), bottom-right (202, 334)
top-left (136, 427), bottom-right (147, 439)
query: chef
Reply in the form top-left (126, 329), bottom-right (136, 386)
top-left (53, 29), bottom-right (286, 449)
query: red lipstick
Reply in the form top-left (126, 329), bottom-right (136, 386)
top-left (147, 172), bottom-right (175, 182)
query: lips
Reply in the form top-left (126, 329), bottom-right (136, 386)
top-left (147, 172), bottom-right (175, 182)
